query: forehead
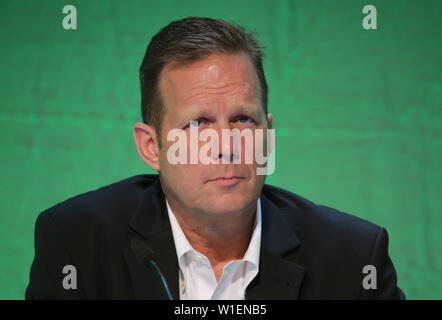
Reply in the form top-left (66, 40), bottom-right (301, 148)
top-left (158, 53), bottom-right (261, 116)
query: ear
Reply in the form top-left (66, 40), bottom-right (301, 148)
top-left (133, 122), bottom-right (161, 172)
top-left (266, 113), bottom-right (274, 155)
top-left (267, 113), bottom-right (273, 129)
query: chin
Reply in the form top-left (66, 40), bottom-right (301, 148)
top-left (202, 194), bottom-right (253, 215)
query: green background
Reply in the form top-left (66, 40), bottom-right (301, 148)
top-left (0, 0), bottom-right (440, 299)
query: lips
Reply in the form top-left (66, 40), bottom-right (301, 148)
top-left (207, 176), bottom-right (243, 187)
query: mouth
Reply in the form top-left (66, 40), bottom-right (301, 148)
top-left (207, 176), bottom-right (244, 187)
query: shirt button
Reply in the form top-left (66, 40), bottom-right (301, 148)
top-left (195, 255), bottom-right (203, 263)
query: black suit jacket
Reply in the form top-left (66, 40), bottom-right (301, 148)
top-left (25, 174), bottom-right (405, 299)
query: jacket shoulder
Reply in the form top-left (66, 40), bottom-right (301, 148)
top-left (262, 184), bottom-right (382, 254)
top-left (261, 184), bottom-right (402, 299)
top-left (40, 174), bottom-right (158, 231)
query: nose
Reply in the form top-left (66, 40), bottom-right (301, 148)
top-left (213, 120), bottom-right (240, 164)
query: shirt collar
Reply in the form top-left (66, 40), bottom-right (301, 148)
top-left (166, 197), bottom-right (262, 269)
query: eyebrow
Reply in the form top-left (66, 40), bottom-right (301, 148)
top-left (177, 103), bottom-right (263, 125)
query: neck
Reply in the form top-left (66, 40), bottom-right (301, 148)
top-left (167, 198), bottom-right (257, 264)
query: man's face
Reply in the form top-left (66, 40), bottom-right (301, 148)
top-left (157, 52), bottom-right (271, 216)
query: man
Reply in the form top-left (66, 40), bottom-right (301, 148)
top-left (26, 17), bottom-right (405, 299)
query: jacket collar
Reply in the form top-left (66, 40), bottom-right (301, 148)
top-left (123, 176), bottom-right (306, 299)
top-left (245, 190), bottom-right (306, 299)
top-left (123, 177), bottom-right (180, 299)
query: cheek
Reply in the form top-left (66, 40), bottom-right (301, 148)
top-left (236, 128), bottom-right (270, 166)
top-left (159, 148), bottom-right (205, 186)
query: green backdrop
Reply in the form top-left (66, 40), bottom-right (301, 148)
top-left (0, 0), bottom-right (440, 299)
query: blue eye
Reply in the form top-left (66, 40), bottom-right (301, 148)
top-left (235, 115), bottom-right (253, 123)
top-left (187, 119), bottom-right (206, 128)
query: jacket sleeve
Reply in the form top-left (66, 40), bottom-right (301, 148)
top-left (359, 227), bottom-right (406, 300)
top-left (25, 211), bottom-right (85, 299)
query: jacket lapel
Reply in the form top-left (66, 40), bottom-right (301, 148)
top-left (245, 193), bottom-right (307, 300)
top-left (123, 178), bottom-right (180, 300)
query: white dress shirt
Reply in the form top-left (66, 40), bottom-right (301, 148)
top-left (166, 198), bottom-right (262, 300)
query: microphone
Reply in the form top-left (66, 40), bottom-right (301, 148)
top-left (130, 238), bottom-right (174, 300)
